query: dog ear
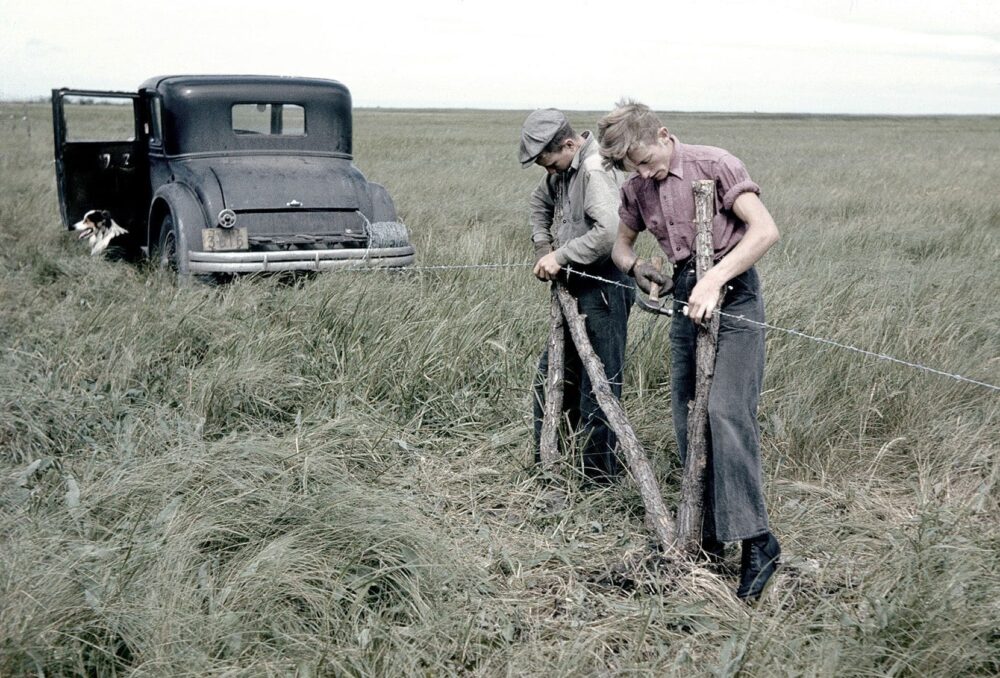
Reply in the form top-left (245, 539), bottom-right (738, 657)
top-left (101, 210), bottom-right (112, 226)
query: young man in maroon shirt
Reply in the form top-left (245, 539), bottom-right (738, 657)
top-left (598, 99), bottom-right (782, 601)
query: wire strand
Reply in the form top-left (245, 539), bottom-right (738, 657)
top-left (563, 265), bottom-right (1000, 393)
top-left (330, 261), bottom-right (1000, 393)
top-left (714, 307), bottom-right (1000, 392)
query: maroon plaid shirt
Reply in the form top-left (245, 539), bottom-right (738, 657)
top-left (618, 135), bottom-right (760, 263)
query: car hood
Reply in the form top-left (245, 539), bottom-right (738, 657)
top-left (186, 155), bottom-right (368, 211)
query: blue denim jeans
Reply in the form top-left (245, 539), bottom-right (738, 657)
top-left (533, 262), bottom-right (634, 481)
top-left (670, 263), bottom-right (769, 541)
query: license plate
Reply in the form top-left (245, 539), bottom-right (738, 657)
top-left (202, 227), bottom-right (248, 251)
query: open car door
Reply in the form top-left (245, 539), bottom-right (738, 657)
top-left (52, 89), bottom-right (149, 253)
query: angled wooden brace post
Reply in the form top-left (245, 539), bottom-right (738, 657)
top-left (554, 283), bottom-right (679, 556)
top-left (675, 179), bottom-right (722, 555)
top-left (538, 285), bottom-right (565, 469)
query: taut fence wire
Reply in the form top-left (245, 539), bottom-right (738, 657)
top-left (327, 261), bottom-right (1000, 394)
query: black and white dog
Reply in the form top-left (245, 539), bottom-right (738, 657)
top-left (73, 209), bottom-right (128, 256)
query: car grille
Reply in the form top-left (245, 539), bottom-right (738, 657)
top-left (235, 209), bottom-right (369, 249)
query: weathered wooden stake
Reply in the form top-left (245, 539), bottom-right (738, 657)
top-left (538, 286), bottom-right (565, 468)
top-left (676, 179), bottom-right (721, 554)
top-left (554, 284), bottom-right (678, 556)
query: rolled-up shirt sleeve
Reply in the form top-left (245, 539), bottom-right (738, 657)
top-left (717, 154), bottom-right (760, 211)
top-left (618, 180), bottom-right (644, 232)
top-left (555, 167), bottom-right (620, 265)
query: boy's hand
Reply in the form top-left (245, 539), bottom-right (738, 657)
top-left (533, 251), bottom-right (562, 281)
top-left (631, 259), bottom-right (671, 295)
top-left (684, 276), bottom-right (722, 325)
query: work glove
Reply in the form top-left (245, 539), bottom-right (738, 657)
top-left (630, 258), bottom-right (672, 296)
top-left (533, 240), bottom-right (553, 263)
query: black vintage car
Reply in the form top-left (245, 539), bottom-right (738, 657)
top-left (52, 75), bottom-right (414, 276)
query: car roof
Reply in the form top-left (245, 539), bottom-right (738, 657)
top-left (140, 74), bottom-right (350, 99)
top-left (139, 75), bottom-right (354, 156)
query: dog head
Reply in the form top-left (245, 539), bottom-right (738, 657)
top-left (73, 209), bottom-right (114, 239)
top-left (72, 209), bottom-right (128, 255)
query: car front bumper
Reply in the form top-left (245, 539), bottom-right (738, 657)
top-left (187, 245), bottom-right (415, 273)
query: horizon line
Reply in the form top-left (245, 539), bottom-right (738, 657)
top-left (2, 97), bottom-right (997, 118)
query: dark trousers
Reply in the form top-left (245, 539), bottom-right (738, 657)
top-left (670, 264), bottom-right (769, 542)
top-left (533, 265), bottom-right (634, 481)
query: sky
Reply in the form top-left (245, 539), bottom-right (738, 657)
top-left (1, 0), bottom-right (998, 114)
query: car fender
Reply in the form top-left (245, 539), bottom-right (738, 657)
top-left (148, 183), bottom-right (209, 276)
top-left (367, 182), bottom-right (399, 223)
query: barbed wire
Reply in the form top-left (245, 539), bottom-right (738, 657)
top-left (409, 262), bottom-right (1000, 393)
top-left (349, 262), bottom-right (532, 273)
top-left (401, 263), bottom-right (531, 271)
top-left (713, 307), bottom-right (1000, 392)
top-left (562, 265), bottom-right (637, 290)
top-left (328, 260), bottom-right (999, 393)
top-left (562, 265), bottom-right (1000, 393)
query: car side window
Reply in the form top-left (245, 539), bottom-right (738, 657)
top-left (146, 97), bottom-right (163, 147)
top-left (231, 103), bottom-right (305, 136)
top-left (61, 95), bottom-right (135, 142)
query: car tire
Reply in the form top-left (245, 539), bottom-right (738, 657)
top-left (157, 214), bottom-right (179, 272)
top-left (156, 213), bottom-right (219, 284)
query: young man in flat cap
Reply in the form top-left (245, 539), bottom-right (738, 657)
top-left (520, 108), bottom-right (634, 483)
top-left (598, 99), bottom-right (781, 600)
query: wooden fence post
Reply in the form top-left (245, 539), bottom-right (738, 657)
top-left (538, 286), bottom-right (565, 468)
top-left (675, 179), bottom-right (721, 554)
top-left (554, 283), bottom-right (678, 556)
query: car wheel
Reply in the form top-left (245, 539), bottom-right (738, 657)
top-left (156, 213), bottom-right (219, 284)
top-left (157, 214), bottom-right (179, 271)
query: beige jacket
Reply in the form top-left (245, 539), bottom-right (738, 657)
top-left (528, 132), bottom-right (627, 266)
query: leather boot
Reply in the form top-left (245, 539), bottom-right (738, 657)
top-left (737, 532), bottom-right (781, 601)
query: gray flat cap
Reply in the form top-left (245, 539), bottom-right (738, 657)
top-left (518, 108), bottom-right (568, 168)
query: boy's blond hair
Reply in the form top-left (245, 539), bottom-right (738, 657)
top-left (597, 99), bottom-right (663, 171)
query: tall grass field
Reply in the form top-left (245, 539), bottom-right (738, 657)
top-left (1, 102), bottom-right (998, 676)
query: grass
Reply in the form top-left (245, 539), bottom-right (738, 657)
top-left (0, 102), bottom-right (998, 676)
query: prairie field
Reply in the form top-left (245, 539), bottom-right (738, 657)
top-left (0, 102), bottom-right (998, 676)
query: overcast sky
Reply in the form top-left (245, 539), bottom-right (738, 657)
top-left (2, 0), bottom-right (997, 114)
